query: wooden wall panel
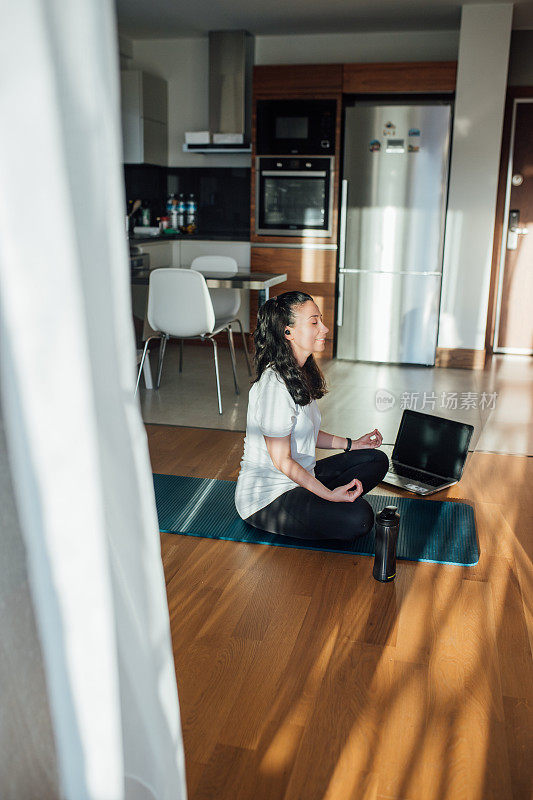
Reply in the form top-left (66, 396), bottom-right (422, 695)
top-left (251, 247), bottom-right (338, 284)
top-left (250, 60), bottom-right (456, 363)
top-left (435, 347), bottom-right (486, 370)
top-left (343, 61), bottom-right (457, 94)
top-left (250, 247), bottom-right (337, 358)
top-left (250, 91), bottom-right (342, 246)
top-left (253, 64), bottom-right (343, 96)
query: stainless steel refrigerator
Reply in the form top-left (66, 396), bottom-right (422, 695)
top-left (336, 102), bottom-right (452, 365)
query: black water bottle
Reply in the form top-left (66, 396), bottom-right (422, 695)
top-left (373, 505), bottom-right (400, 582)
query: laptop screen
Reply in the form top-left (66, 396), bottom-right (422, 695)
top-left (392, 410), bottom-right (474, 479)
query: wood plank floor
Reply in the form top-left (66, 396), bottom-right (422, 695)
top-left (147, 424), bottom-right (533, 800)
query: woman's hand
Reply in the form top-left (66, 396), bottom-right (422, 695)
top-left (329, 478), bottom-right (363, 502)
top-left (353, 429), bottom-right (383, 449)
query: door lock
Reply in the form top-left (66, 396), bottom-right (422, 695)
top-left (507, 209), bottom-right (528, 250)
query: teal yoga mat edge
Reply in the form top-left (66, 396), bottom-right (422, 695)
top-left (153, 474), bottom-right (480, 567)
top-left (157, 526), bottom-right (480, 566)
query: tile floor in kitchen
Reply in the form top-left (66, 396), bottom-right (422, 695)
top-left (138, 341), bottom-right (533, 457)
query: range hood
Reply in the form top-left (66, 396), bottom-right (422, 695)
top-left (184, 30), bottom-right (254, 153)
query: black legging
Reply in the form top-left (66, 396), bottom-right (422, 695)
top-left (245, 448), bottom-right (389, 544)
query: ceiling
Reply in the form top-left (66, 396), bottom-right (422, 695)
top-left (115, 0), bottom-right (533, 39)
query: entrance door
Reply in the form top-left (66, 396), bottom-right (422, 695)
top-left (493, 99), bottom-right (533, 354)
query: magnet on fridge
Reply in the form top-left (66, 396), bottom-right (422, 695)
top-left (408, 128), bottom-right (421, 137)
top-left (383, 121), bottom-right (396, 136)
top-left (369, 139), bottom-right (381, 152)
top-left (408, 144), bottom-right (420, 152)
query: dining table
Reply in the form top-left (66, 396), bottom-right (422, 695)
top-left (131, 268), bottom-right (288, 306)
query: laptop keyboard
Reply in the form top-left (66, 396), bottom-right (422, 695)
top-left (389, 464), bottom-right (446, 487)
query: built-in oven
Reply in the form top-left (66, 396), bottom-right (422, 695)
top-left (256, 156), bottom-right (334, 237)
top-left (256, 99), bottom-right (336, 155)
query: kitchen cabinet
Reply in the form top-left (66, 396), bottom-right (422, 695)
top-left (121, 70), bottom-right (168, 165)
top-left (134, 239), bottom-right (252, 332)
top-left (131, 241), bottom-right (176, 339)
top-left (250, 61), bottom-right (457, 355)
top-left (251, 67), bottom-right (343, 248)
top-left (253, 65), bottom-right (343, 96)
top-left (179, 240), bottom-right (251, 270)
top-left (342, 62), bottom-right (457, 93)
top-left (250, 246), bottom-right (337, 358)
top-left (134, 239), bottom-right (251, 270)
top-left (250, 65), bottom-right (342, 358)
top-left (180, 241), bottom-right (251, 332)
top-left (135, 240), bottom-right (176, 268)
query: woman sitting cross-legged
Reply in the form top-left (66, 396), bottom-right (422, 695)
top-left (235, 290), bottom-right (390, 544)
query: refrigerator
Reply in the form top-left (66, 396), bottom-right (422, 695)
top-left (336, 102), bottom-right (452, 365)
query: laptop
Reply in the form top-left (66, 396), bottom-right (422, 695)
top-left (382, 410), bottom-right (474, 495)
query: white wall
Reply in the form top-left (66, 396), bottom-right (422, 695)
top-left (130, 38), bottom-right (251, 168)
top-left (129, 29), bottom-right (460, 167)
top-left (438, 4), bottom-right (513, 351)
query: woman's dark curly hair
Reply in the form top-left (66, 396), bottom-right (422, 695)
top-left (253, 291), bottom-right (328, 406)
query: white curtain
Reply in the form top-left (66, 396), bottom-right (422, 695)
top-left (0, 1), bottom-right (187, 798)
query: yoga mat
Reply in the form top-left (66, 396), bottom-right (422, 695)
top-left (153, 474), bottom-right (479, 566)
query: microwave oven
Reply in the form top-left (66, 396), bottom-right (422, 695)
top-left (256, 99), bottom-right (336, 155)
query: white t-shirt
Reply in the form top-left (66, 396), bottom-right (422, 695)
top-left (235, 365), bottom-right (321, 519)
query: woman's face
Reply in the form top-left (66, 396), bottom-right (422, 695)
top-left (285, 300), bottom-right (329, 365)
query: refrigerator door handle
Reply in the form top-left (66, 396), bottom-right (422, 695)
top-left (337, 271), bottom-right (345, 327)
top-left (339, 179), bottom-right (348, 272)
top-left (337, 179), bottom-right (348, 327)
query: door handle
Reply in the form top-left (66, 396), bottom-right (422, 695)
top-left (509, 226), bottom-right (528, 235)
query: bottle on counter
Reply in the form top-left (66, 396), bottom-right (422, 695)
top-left (177, 193), bottom-right (187, 232)
top-left (141, 202), bottom-right (151, 227)
top-left (170, 195), bottom-right (179, 230)
top-left (166, 193), bottom-right (175, 217)
top-left (186, 193), bottom-right (197, 234)
top-left (126, 198), bottom-right (142, 236)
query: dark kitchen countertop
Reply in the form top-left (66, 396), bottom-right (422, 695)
top-left (130, 231), bottom-right (250, 244)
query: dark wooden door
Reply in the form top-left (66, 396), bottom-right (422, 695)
top-left (494, 100), bottom-right (533, 352)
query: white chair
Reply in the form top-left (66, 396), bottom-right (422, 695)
top-left (136, 349), bottom-right (153, 389)
top-left (189, 255), bottom-right (252, 376)
top-left (135, 268), bottom-right (240, 414)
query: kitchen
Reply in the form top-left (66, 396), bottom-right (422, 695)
top-left (123, 21), bottom-right (533, 448)
top-left (124, 40), bottom-right (452, 368)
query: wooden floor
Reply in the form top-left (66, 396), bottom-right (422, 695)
top-left (147, 424), bottom-right (533, 800)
